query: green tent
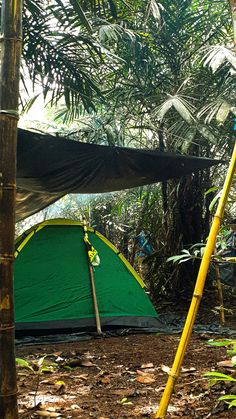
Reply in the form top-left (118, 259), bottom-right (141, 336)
top-left (14, 219), bottom-right (160, 332)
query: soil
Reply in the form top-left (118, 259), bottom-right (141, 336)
top-left (15, 286), bottom-right (236, 418)
top-left (16, 331), bottom-right (236, 418)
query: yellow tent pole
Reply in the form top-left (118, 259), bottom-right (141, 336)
top-left (155, 143), bottom-right (236, 418)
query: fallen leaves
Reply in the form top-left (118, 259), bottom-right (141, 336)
top-left (136, 375), bottom-right (156, 384)
top-left (161, 364), bottom-right (196, 375)
top-left (63, 358), bottom-right (95, 368)
top-left (16, 333), bottom-right (236, 419)
top-left (217, 360), bottom-right (234, 368)
top-left (111, 388), bottom-right (136, 397)
top-left (135, 370), bottom-right (156, 384)
top-left (99, 375), bottom-right (111, 384)
top-left (140, 362), bottom-right (154, 369)
top-left (161, 364), bottom-right (170, 373)
top-left (34, 411), bottom-right (61, 418)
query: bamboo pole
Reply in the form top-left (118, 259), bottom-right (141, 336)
top-left (0, 1), bottom-right (22, 417)
top-left (83, 219), bottom-right (102, 335)
top-left (155, 143), bottom-right (236, 418)
top-left (88, 261), bottom-right (102, 335)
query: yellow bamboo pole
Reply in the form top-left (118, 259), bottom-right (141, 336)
top-left (155, 143), bottom-right (236, 418)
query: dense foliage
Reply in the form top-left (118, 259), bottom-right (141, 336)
top-left (16, 0), bottom-right (236, 297)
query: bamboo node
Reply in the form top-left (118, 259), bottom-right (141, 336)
top-left (0, 36), bottom-right (22, 41)
top-left (0, 390), bottom-right (18, 397)
top-left (0, 254), bottom-right (15, 262)
top-left (0, 324), bottom-right (15, 331)
top-left (168, 370), bottom-right (179, 380)
top-left (213, 214), bottom-right (223, 221)
top-left (0, 110), bottom-right (19, 120)
top-left (2, 184), bottom-right (16, 190)
top-left (193, 293), bottom-right (202, 299)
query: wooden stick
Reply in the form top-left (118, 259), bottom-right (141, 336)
top-left (83, 218), bottom-right (102, 335)
top-left (88, 260), bottom-right (102, 335)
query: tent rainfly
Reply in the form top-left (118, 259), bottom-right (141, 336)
top-left (16, 128), bottom-right (222, 221)
top-left (14, 219), bottom-right (161, 332)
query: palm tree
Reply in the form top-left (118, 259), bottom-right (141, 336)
top-left (73, 0), bottom-right (235, 294)
top-left (19, 0), bottom-right (235, 295)
top-left (21, 0), bottom-right (106, 111)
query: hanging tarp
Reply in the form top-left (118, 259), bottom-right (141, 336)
top-left (16, 128), bottom-right (222, 221)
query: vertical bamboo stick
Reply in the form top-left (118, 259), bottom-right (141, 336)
top-left (0, 1), bottom-right (22, 417)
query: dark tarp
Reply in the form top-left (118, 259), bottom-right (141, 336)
top-left (16, 128), bottom-right (221, 221)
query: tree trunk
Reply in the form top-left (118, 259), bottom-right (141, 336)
top-left (0, 1), bottom-right (22, 417)
top-left (162, 169), bottom-right (211, 296)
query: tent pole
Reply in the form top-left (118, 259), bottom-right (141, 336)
top-left (83, 219), bottom-right (102, 335)
top-left (88, 260), bottom-right (102, 335)
top-left (155, 143), bottom-right (236, 418)
top-left (0, 0), bottom-right (22, 417)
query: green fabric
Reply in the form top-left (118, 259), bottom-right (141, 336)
top-left (14, 224), bottom-right (157, 325)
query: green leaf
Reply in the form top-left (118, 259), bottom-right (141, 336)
top-left (167, 254), bottom-right (188, 263)
top-left (219, 395), bottom-right (236, 401)
top-left (208, 339), bottom-right (235, 347)
top-left (69, 0), bottom-right (92, 33)
top-left (16, 358), bottom-right (34, 372)
top-left (219, 395), bottom-right (236, 408)
top-left (40, 366), bottom-right (54, 373)
top-left (179, 257), bottom-right (192, 264)
top-left (204, 186), bottom-right (218, 196)
top-left (204, 372), bottom-right (236, 382)
top-left (229, 399), bottom-right (236, 408)
top-left (37, 355), bottom-right (48, 367)
top-left (181, 249), bottom-right (191, 255)
top-left (209, 192), bottom-right (221, 213)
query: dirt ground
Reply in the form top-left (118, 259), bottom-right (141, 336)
top-left (16, 331), bottom-right (236, 419)
top-left (15, 286), bottom-right (236, 418)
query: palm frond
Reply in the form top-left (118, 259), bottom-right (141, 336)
top-left (198, 98), bottom-right (232, 124)
top-left (155, 95), bottom-right (195, 124)
top-left (203, 45), bottom-right (236, 73)
top-left (68, 0), bottom-right (93, 32)
top-left (22, 2), bottom-right (104, 111)
top-left (144, 0), bottom-right (163, 28)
